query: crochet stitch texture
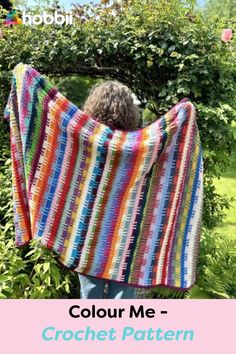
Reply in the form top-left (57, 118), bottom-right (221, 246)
top-left (4, 63), bottom-right (203, 289)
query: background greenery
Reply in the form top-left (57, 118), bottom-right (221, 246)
top-left (0, 0), bottom-right (235, 299)
top-left (213, 124), bottom-right (236, 240)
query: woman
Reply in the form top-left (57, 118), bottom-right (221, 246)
top-left (79, 80), bottom-right (141, 299)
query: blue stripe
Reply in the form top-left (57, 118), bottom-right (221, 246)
top-left (180, 146), bottom-right (202, 287)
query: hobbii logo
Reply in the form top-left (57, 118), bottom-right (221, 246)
top-left (22, 11), bottom-right (73, 26)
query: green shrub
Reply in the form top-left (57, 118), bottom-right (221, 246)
top-left (0, 236), bottom-right (80, 299)
top-left (186, 228), bottom-right (236, 298)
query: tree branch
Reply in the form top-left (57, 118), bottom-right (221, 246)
top-left (44, 65), bottom-right (121, 78)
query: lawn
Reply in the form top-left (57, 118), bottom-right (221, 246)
top-left (213, 124), bottom-right (236, 240)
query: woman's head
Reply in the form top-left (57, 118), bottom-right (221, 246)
top-left (82, 80), bottom-right (140, 131)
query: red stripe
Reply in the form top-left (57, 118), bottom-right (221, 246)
top-left (82, 131), bottom-right (127, 274)
top-left (47, 112), bottom-right (88, 248)
top-left (160, 112), bottom-right (192, 284)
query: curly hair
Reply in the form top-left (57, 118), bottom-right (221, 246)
top-left (82, 81), bottom-right (140, 131)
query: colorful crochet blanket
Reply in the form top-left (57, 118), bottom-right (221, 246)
top-left (4, 63), bottom-right (203, 289)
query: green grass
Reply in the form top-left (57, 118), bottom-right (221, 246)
top-left (213, 125), bottom-right (236, 239)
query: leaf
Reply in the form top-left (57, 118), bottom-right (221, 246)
top-left (0, 275), bottom-right (12, 283)
top-left (147, 60), bottom-right (153, 68)
top-left (0, 293), bottom-right (7, 299)
top-left (45, 275), bottom-right (51, 286)
top-left (25, 249), bottom-right (36, 258)
top-left (65, 283), bottom-right (70, 293)
top-left (51, 264), bottom-right (61, 288)
top-left (168, 45), bottom-right (176, 52)
top-left (43, 262), bottom-right (50, 274)
top-left (170, 51), bottom-right (181, 58)
top-left (178, 63), bottom-right (184, 71)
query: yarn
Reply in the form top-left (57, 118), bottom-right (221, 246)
top-left (4, 63), bottom-right (203, 289)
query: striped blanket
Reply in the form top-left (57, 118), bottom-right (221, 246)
top-left (4, 63), bottom-right (203, 289)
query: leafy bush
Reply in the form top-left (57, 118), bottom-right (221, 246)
top-left (0, 237), bottom-right (80, 299)
top-left (187, 228), bottom-right (236, 299)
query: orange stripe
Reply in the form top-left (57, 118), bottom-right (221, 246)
top-left (102, 129), bottom-right (148, 278)
top-left (31, 99), bottom-right (69, 236)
